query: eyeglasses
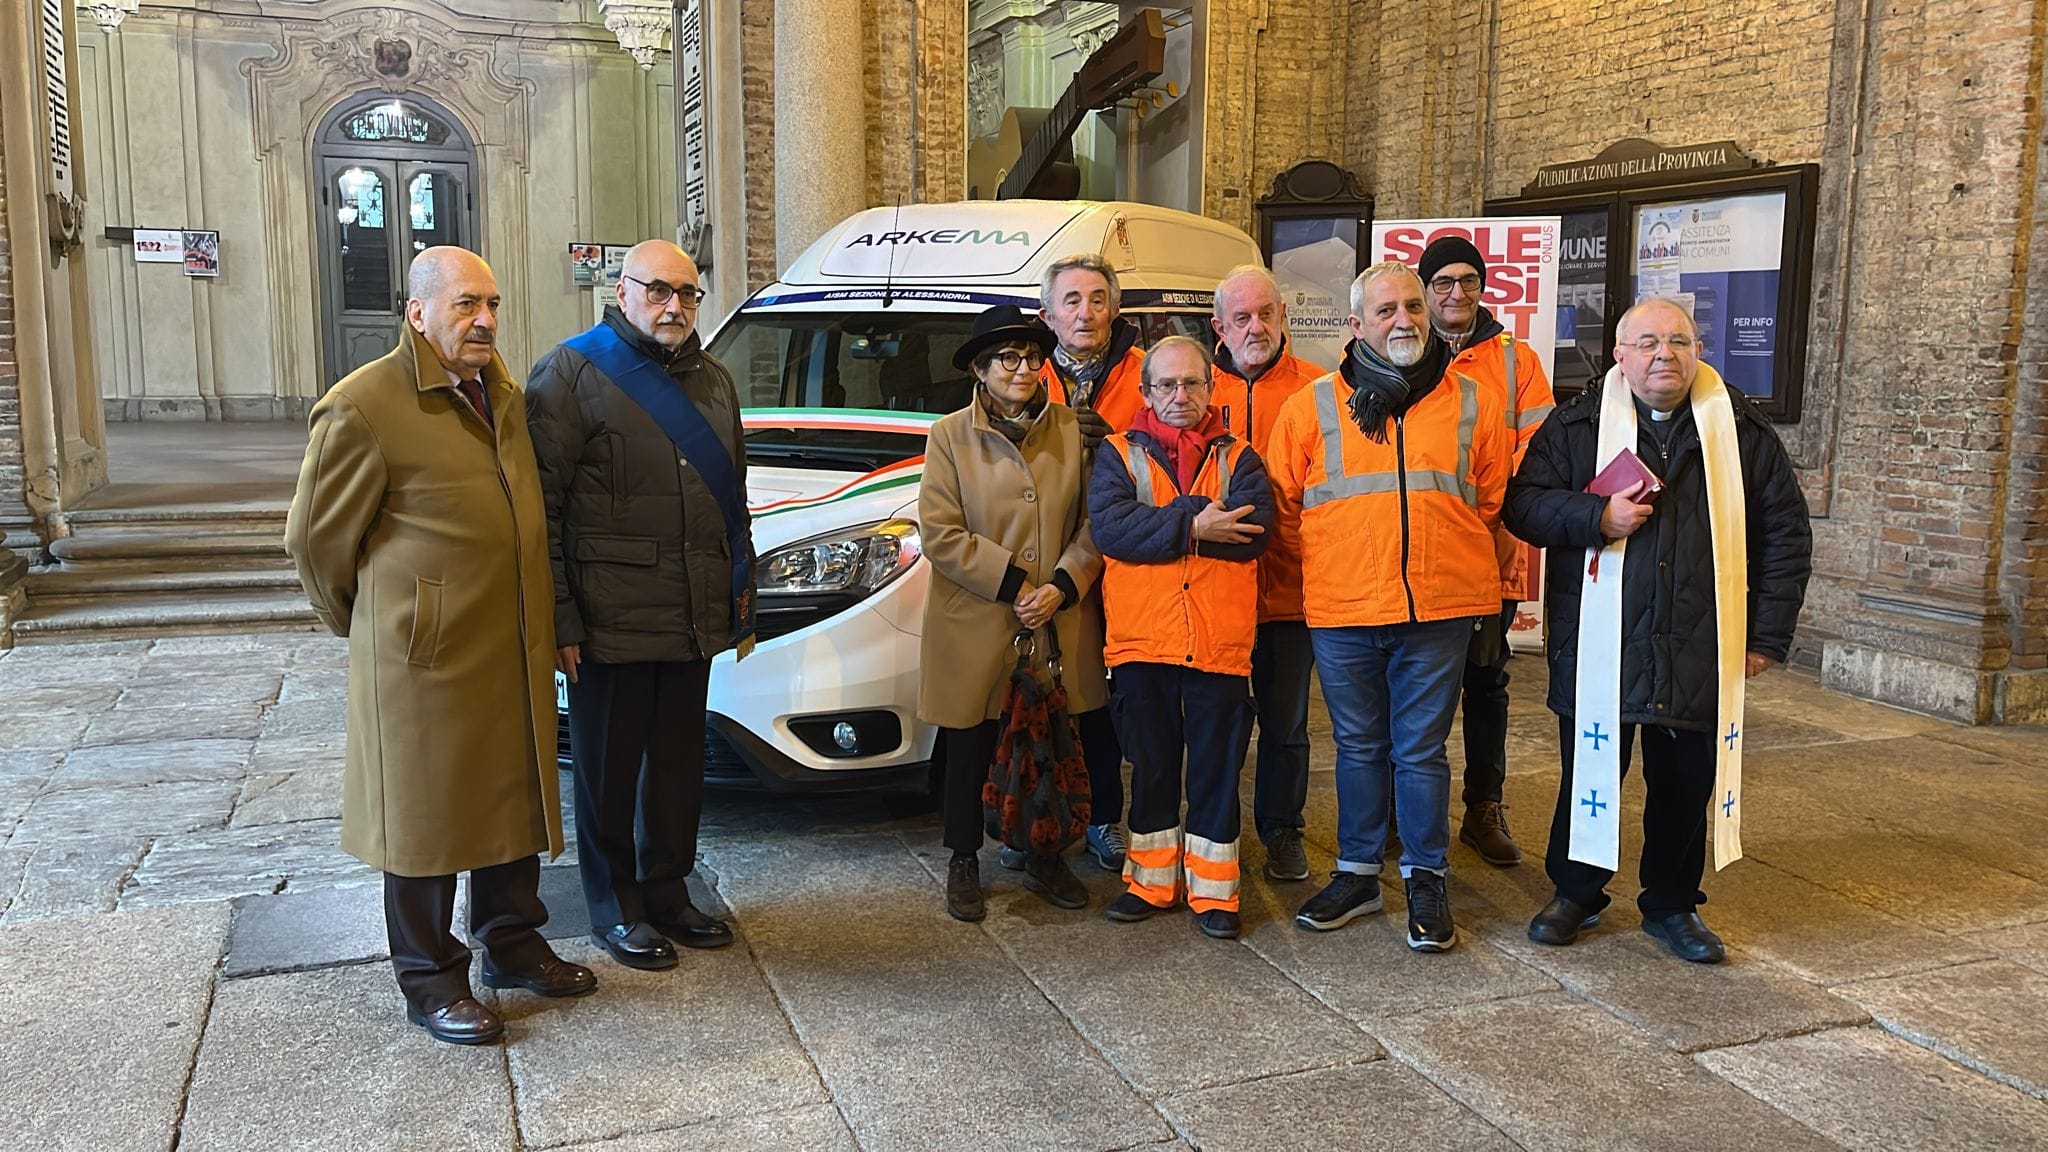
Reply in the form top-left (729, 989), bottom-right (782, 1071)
top-left (989, 350), bottom-right (1048, 372)
top-left (1428, 273), bottom-right (1483, 296)
top-left (623, 274), bottom-right (707, 308)
top-left (1139, 379), bottom-right (1213, 398)
top-left (1627, 334), bottom-right (1696, 354)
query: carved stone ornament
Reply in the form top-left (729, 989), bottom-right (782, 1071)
top-left (76, 0), bottom-right (140, 31)
top-left (374, 37), bottom-right (414, 80)
top-left (968, 55), bottom-right (1003, 139)
top-left (597, 0), bottom-right (672, 69)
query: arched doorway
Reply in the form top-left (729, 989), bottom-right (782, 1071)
top-left (313, 92), bottom-right (479, 387)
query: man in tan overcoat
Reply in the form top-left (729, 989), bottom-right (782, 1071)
top-left (287, 246), bottom-right (596, 1046)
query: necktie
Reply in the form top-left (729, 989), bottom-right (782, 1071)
top-left (456, 378), bottom-right (493, 428)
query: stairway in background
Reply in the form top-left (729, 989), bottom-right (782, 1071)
top-left (13, 506), bottom-right (318, 644)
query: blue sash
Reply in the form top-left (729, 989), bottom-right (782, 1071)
top-left (564, 323), bottom-right (756, 645)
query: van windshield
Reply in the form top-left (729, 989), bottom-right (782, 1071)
top-left (710, 311), bottom-right (980, 414)
top-left (709, 309), bottom-right (1216, 415)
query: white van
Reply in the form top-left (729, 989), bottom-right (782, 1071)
top-left (557, 200), bottom-right (1264, 790)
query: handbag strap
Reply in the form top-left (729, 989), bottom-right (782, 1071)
top-left (1012, 624), bottom-right (1064, 678)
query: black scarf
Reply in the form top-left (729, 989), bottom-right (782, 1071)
top-left (978, 384), bottom-right (1048, 444)
top-left (1339, 333), bottom-right (1450, 444)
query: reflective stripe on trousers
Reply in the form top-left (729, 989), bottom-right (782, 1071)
top-left (1124, 825), bottom-right (1181, 907)
top-left (1183, 831), bottom-right (1240, 913)
top-left (1304, 373), bottom-right (1480, 509)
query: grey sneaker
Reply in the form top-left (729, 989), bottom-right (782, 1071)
top-left (1264, 828), bottom-right (1311, 881)
top-left (1085, 823), bottom-right (1127, 871)
top-left (997, 845), bottom-right (1027, 871)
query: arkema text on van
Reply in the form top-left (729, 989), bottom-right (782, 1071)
top-left (844, 229), bottom-right (1031, 247)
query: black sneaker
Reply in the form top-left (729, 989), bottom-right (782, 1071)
top-left (1104, 892), bottom-right (1165, 923)
top-left (1195, 909), bottom-right (1241, 939)
top-left (1293, 872), bottom-right (1383, 931)
top-left (1264, 828), bottom-right (1311, 882)
top-left (1404, 871), bottom-right (1457, 952)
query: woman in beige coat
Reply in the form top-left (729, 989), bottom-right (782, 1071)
top-left (919, 305), bottom-right (1106, 922)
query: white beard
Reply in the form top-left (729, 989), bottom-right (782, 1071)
top-left (1385, 331), bottom-right (1424, 366)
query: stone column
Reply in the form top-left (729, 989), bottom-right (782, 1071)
top-left (773, 0), bottom-right (867, 274)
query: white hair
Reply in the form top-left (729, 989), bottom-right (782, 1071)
top-left (1617, 297), bottom-right (1701, 342)
top-left (1213, 264), bottom-right (1281, 320)
top-left (1140, 335), bottom-right (1215, 388)
top-left (1348, 260), bottom-right (1423, 319)
top-left (1040, 253), bottom-right (1122, 314)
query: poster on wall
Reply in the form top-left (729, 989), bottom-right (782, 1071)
top-left (1370, 216), bottom-right (1562, 383)
top-left (1631, 190), bottom-right (1785, 400)
top-left (133, 229), bottom-right (183, 263)
top-left (1553, 210), bottom-right (1610, 392)
top-left (1268, 217), bottom-right (1361, 371)
top-left (569, 243), bottom-right (604, 287)
top-left (182, 230), bottom-right (220, 278)
top-left (1372, 215), bottom-right (1562, 653)
top-left (601, 245), bottom-right (632, 287)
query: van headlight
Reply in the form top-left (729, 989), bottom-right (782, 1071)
top-left (756, 519), bottom-right (922, 596)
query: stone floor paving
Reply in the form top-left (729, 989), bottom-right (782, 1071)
top-left (1, 633), bottom-right (2046, 1150)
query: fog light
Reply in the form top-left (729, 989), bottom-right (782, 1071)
top-left (832, 721), bottom-right (859, 751)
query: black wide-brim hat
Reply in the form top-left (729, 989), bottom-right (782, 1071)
top-left (952, 304), bottom-right (1059, 371)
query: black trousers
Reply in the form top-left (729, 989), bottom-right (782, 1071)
top-left (565, 659), bottom-right (712, 928)
top-left (940, 718), bottom-right (1002, 855)
top-left (1250, 620), bottom-right (1315, 844)
top-left (1545, 714), bottom-right (1717, 918)
top-left (1458, 601), bottom-right (1521, 807)
top-left (1080, 705), bottom-right (1123, 826)
top-left (939, 705), bottom-right (1113, 853)
top-left (384, 855), bottom-right (549, 1014)
top-left (1115, 663), bottom-right (1251, 843)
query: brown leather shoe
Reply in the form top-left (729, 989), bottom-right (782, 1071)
top-left (406, 997), bottom-right (505, 1045)
top-left (946, 855), bottom-right (985, 922)
top-left (1459, 802), bottom-right (1523, 867)
top-left (481, 955), bottom-right (599, 998)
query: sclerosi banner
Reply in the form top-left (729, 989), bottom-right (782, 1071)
top-left (1372, 217), bottom-right (1562, 654)
top-left (1370, 217), bottom-right (1563, 385)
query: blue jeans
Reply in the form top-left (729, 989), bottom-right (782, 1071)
top-left (1310, 618), bottom-right (1475, 877)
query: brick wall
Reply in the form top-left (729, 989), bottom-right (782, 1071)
top-left (740, 0), bottom-right (964, 291)
top-left (1184, 0), bottom-right (2048, 719)
top-left (1201, 0), bottom-right (1365, 233)
top-left (741, 0), bottom-right (778, 291)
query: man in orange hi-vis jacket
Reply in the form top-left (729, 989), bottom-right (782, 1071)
top-left (1415, 235), bottom-right (1557, 868)
top-left (1266, 261), bottom-right (1511, 954)
top-left (1207, 264), bottom-right (1326, 885)
top-left (1088, 336), bottom-right (1273, 940)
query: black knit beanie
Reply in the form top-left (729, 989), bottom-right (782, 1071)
top-left (1417, 235), bottom-right (1487, 287)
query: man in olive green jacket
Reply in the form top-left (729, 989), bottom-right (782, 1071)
top-left (287, 246), bottom-right (594, 1046)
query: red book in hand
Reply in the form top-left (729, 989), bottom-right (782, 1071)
top-left (1584, 449), bottom-right (1662, 579)
top-left (1587, 448), bottom-right (1663, 503)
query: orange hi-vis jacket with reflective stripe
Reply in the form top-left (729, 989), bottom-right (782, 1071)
top-left (1041, 345), bottom-right (1146, 434)
top-left (1448, 331), bottom-right (1557, 602)
top-left (1097, 432), bottom-right (1263, 677)
top-left (1267, 369), bottom-right (1510, 629)
top-left (1211, 349), bottom-right (1322, 623)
